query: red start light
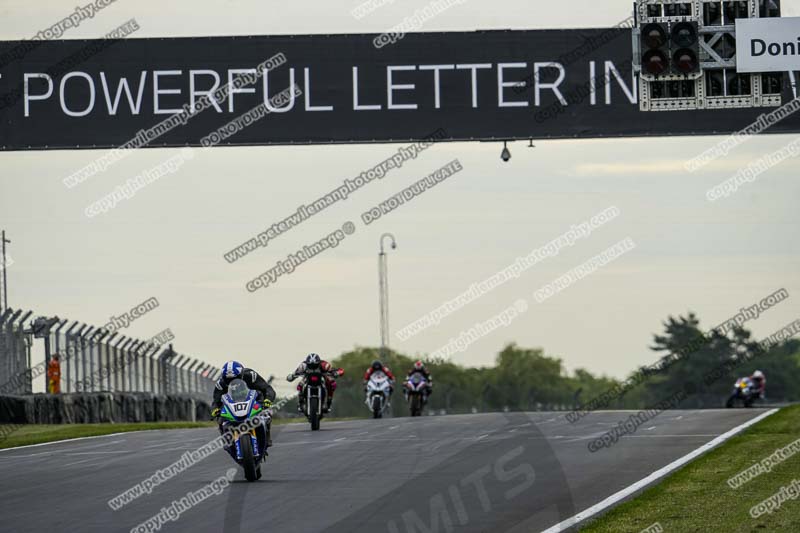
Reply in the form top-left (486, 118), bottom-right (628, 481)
top-left (310, 376), bottom-right (319, 382)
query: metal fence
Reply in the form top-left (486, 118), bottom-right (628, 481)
top-left (0, 309), bottom-right (33, 394)
top-left (0, 308), bottom-right (220, 396)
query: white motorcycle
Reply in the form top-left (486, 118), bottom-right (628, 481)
top-left (365, 371), bottom-right (392, 418)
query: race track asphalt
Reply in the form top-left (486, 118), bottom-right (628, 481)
top-left (0, 409), bottom-right (769, 532)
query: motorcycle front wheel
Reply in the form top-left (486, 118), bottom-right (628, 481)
top-left (239, 434), bottom-right (258, 482)
top-left (310, 396), bottom-right (321, 431)
top-left (410, 394), bottom-right (422, 416)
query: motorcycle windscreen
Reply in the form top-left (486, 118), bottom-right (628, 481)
top-left (224, 379), bottom-right (255, 418)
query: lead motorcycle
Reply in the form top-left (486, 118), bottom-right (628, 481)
top-left (218, 379), bottom-right (271, 481)
top-left (726, 377), bottom-right (757, 408)
top-left (405, 373), bottom-right (429, 416)
top-left (365, 371), bottom-right (392, 418)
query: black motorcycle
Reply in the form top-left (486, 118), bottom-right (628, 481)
top-left (300, 369), bottom-right (327, 431)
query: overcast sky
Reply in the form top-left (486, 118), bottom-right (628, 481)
top-left (1, 0), bottom-right (799, 395)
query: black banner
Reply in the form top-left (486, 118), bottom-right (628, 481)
top-left (1, 28), bottom-right (799, 150)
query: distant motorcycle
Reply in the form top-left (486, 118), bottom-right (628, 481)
top-left (218, 379), bottom-right (271, 481)
top-left (300, 368), bottom-right (327, 431)
top-left (405, 373), bottom-right (429, 417)
top-left (365, 371), bottom-right (392, 418)
top-left (726, 377), bottom-right (757, 408)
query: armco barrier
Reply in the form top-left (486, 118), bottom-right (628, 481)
top-left (0, 392), bottom-right (211, 424)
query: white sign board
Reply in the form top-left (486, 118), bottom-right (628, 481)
top-left (736, 17), bottom-right (800, 73)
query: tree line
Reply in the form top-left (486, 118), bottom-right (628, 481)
top-left (279, 312), bottom-right (800, 418)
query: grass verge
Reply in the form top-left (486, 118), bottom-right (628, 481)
top-left (0, 422), bottom-right (215, 450)
top-left (581, 405), bottom-right (800, 532)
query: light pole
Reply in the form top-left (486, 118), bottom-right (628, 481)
top-left (1, 230), bottom-right (10, 314)
top-left (378, 233), bottom-right (397, 359)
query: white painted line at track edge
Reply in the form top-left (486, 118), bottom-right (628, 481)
top-left (540, 408), bottom-right (779, 533)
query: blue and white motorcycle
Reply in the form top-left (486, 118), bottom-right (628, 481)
top-left (218, 379), bottom-right (271, 481)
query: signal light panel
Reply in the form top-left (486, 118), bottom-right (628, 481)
top-left (633, 0), bottom-right (784, 111)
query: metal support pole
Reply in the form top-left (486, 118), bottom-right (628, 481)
top-left (166, 345), bottom-right (177, 394)
top-left (149, 347), bottom-right (157, 393)
top-left (92, 330), bottom-right (110, 392)
top-left (73, 324), bottom-right (88, 392)
top-left (80, 326), bottom-right (95, 392)
top-left (102, 332), bottom-right (118, 391)
top-left (144, 344), bottom-right (159, 393)
top-left (87, 329), bottom-right (100, 392)
top-left (138, 341), bottom-right (150, 391)
top-left (112, 336), bottom-right (127, 392)
top-left (173, 355), bottom-right (186, 393)
top-left (378, 233), bottom-right (397, 359)
top-left (17, 311), bottom-right (33, 392)
top-left (51, 319), bottom-right (68, 393)
top-left (128, 340), bottom-right (141, 391)
top-left (1, 231), bottom-right (10, 314)
top-left (119, 338), bottom-right (134, 392)
top-left (65, 323), bottom-right (82, 393)
top-left (157, 347), bottom-right (172, 395)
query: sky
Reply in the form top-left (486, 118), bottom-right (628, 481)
top-left (1, 0), bottom-right (799, 396)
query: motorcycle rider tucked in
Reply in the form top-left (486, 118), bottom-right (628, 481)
top-left (404, 360), bottom-right (433, 404)
top-left (364, 359), bottom-right (395, 395)
top-left (287, 353), bottom-right (343, 413)
top-left (750, 370), bottom-right (766, 399)
top-left (211, 360), bottom-right (277, 453)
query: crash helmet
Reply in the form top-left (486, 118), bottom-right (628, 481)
top-left (305, 353), bottom-right (322, 369)
top-left (221, 360), bottom-right (243, 379)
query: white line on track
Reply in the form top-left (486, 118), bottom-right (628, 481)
top-left (62, 450), bottom-right (129, 455)
top-left (60, 457), bottom-right (98, 468)
top-left (541, 408), bottom-right (779, 533)
top-left (622, 434), bottom-right (718, 438)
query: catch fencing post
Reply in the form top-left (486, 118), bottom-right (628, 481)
top-left (0, 309), bottom-right (13, 390)
top-left (52, 319), bottom-right (68, 392)
top-left (157, 347), bottom-right (173, 394)
top-left (118, 338), bottom-right (134, 392)
top-left (79, 326), bottom-right (95, 392)
top-left (111, 336), bottom-right (127, 392)
top-left (0, 309), bottom-right (10, 389)
top-left (19, 311), bottom-right (33, 393)
top-left (149, 345), bottom-right (158, 393)
top-left (7, 310), bottom-right (23, 392)
top-left (92, 329), bottom-right (111, 392)
top-left (173, 354), bottom-right (186, 393)
top-left (72, 324), bottom-right (88, 392)
top-left (128, 340), bottom-right (142, 391)
top-left (144, 344), bottom-right (159, 392)
top-left (65, 322), bottom-right (82, 393)
top-left (102, 332), bottom-right (118, 391)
